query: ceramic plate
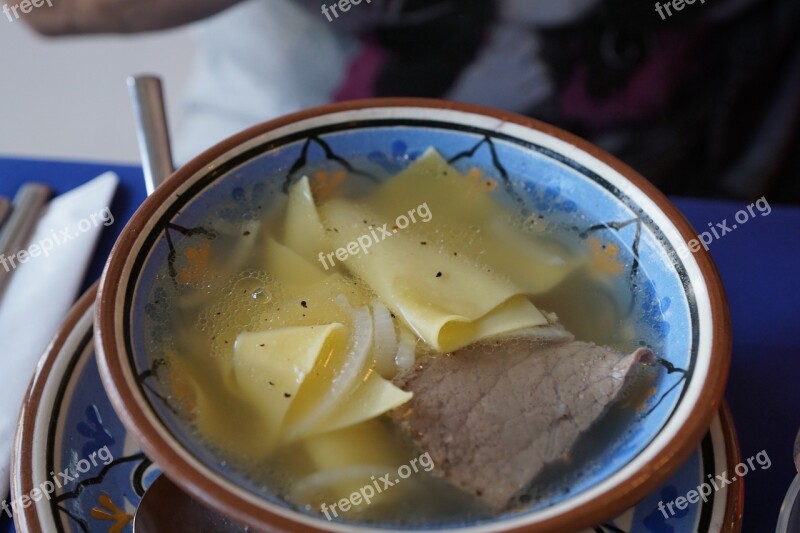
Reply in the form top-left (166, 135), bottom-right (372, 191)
top-left (778, 475), bottom-right (800, 533)
top-left (13, 286), bottom-right (741, 532)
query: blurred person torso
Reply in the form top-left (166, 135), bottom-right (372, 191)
top-left (178, 0), bottom-right (800, 201)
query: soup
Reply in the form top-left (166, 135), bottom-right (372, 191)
top-left (144, 148), bottom-right (657, 526)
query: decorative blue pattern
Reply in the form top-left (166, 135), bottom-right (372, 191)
top-left (368, 140), bottom-right (422, 173)
top-left (75, 405), bottom-right (114, 459)
top-left (44, 330), bottom-right (156, 532)
top-left (126, 122), bottom-right (698, 530)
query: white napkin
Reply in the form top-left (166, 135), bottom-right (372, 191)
top-left (0, 172), bottom-right (118, 499)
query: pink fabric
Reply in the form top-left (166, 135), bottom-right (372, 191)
top-left (560, 33), bottom-right (698, 130)
top-left (332, 39), bottom-right (387, 102)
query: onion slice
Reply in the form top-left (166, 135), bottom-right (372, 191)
top-left (371, 301), bottom-right (398, 378)
top-left (395, 329), bottom-right (416, 372)
top-left (286, 296), bottom-right (373, 441)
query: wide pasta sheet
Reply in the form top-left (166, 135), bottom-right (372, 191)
top-left (320, 198), bottom-right (548, 352)
top-left (232, 323), bottom-right (348, 453)
top-left (363, 149), bottom-right (578, 296)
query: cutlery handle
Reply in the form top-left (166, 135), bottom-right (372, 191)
top-left (0, 183), bottom-right (51, 299)
top-left (127, 76), bottom-right (174, 195)
top-left (0, 197), bottom-right (11, 232)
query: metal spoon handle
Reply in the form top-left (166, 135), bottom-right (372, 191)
top-left (127, 75), bottom-right (174, 195)
top-left (0, 197), bottom-right (11, 232)
top-left (0, 184), bottom-right (51, 300)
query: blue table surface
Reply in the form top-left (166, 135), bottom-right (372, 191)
top-left (0, 157), bottom-right (798, 532)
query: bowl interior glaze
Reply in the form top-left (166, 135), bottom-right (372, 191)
top-left (96, 99), bottom-right (730, 533)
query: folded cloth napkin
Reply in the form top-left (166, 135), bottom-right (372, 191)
top-left (0, 173), bottom-right (118, 500)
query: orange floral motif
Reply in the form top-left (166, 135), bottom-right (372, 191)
top-left (176, 241), bottom-right (211, 284)
top-left (90, 493), bottom-right (132, 533)
top-left (638, 386), bottom-right (659, 412)
top-left (170, 366), bottom-right (197, 418)
top-left (465, 167), bottom-right (498, 192)
top-left (587, 237), bottom-right (624, 276)
top-left (619, 384), bottom-right (657, 412)
top-left (311, 170), bottom-right (347, 201)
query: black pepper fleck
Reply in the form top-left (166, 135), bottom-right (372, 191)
top-left (436, 272), bottom-right (442, 278)
top-left (300, 301), bottom-right (307, 308)
top-left (284, 393), bottom-right (291, 398)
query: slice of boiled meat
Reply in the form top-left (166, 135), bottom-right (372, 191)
top-left (390, 335), bottom-right (653, 511)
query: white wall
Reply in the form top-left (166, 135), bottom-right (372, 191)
top-left (0, 21), bottom-right (194, 163)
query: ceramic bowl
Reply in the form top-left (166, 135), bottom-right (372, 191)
top-left (95, 98), bottom-right (731, 532)
top-left (778, 475), bottom-right (800, 533)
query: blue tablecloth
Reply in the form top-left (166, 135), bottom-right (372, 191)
top-left (1, 157), bottom-right (798, 532)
